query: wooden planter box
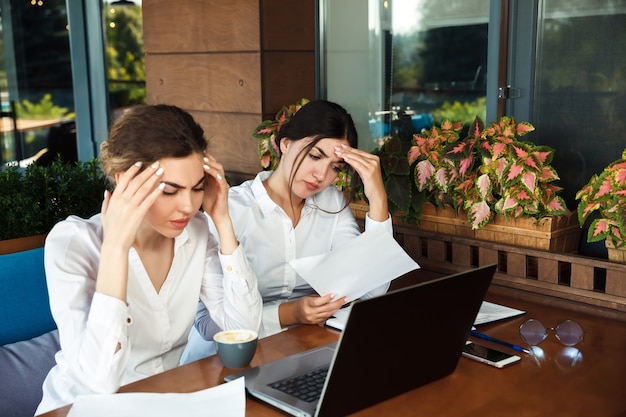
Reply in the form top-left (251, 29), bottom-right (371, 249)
top-left (351, 201), bottom-right (581, 253)
top-left (606, 240), bottom-right (626, 263)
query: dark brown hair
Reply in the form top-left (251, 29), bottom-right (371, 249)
top-left (100, 104), bottom-right (207, 186)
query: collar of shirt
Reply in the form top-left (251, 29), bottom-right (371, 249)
top-left (250, 171), bottom-right (315, 219)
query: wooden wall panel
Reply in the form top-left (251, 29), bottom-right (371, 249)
top-left (191, 112), bottom-right (261, 175)
top-left (260, 0), bottom-right (316, 119)
top-left (143, 0), bottom-right (317, 176)
top-left (143, 0), bottom-right (260, 53)
top-left (261, 51), bottom-right (316, 118)
top-left (261, 0), bottom-right (315, 51)
top-left (145, 53), bottom-right (262, 114)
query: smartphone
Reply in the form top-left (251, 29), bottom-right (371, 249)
top-left (462, 341), bottom-right (521, 368)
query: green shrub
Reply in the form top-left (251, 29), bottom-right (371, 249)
top-left (0, 158), bottom-right (107, 240)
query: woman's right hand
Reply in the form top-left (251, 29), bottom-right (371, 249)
top-left (101, 161), bottom-right (165, 250)
top-left (334, 144), bottom-right (389, 221)
top-left (97, 161), bottom-right (165, 302)
top-left (279, 294), bottom-right (348, 327)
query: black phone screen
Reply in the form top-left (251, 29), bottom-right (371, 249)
top-left (463, 342), bottom-right (514, 362)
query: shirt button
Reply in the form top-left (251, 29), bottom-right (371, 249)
top-left (226, 265), bottom-right (233, 272)
top-left (126, 316), bottom-right (133, 325)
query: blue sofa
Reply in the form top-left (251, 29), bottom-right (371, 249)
top-left (0, 247), bottom-right (60, 417)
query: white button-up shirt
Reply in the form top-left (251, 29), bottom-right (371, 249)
top-left (36, 211), bottom-right (261, 415)
top-left (208, 171), bottom-right (392, 336)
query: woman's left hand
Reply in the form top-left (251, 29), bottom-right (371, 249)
top-left (202, 153), bottom-right (230, 224)
top-left (335, 144), bottom-right (389, 221)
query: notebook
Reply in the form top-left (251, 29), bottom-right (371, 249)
top-left (224, 264), bottom-right (496, 417)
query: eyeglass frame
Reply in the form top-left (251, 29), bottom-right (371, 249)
top-left (519, 318), bottom-right (585, 347)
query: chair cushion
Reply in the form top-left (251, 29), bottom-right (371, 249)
top-left (0, 330), bottom-right (60, 417)
top-left (0, 247), bottom-right (57, 345)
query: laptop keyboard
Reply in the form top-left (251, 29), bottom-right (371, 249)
top-left (269, 366), bottom-right (329, 403)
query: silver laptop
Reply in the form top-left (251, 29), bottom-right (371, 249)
top-left (225, 264), bottom-right (496, 417)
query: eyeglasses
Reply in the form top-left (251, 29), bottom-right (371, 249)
top-left (519, 319), bottom-right (584, 347)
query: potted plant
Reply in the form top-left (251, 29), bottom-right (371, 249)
top-left (575, 148), bottom-right (626, 261)
top-left (407, 116), bottom-right (579, 252)
top-left (409, 116), bottom-right (568, 228)
top-left (0, 158), bottom-right (107, 253)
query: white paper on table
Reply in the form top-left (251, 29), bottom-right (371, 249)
top-left (473, 301), bottom-right (526, 325)
top-left (289, 228), bottom-right (420, 302)
top-left (327, 300), bottom-right (526, 331)
top-left (67, 376), bottom-right (246, 417)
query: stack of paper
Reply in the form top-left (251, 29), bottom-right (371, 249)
top-left (326, 300), bottom-right (525, 331)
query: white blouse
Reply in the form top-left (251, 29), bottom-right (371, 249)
top-left (209, 171), bottom-right (393, 336)
top-left (36, 211), bottom-right (262, 415)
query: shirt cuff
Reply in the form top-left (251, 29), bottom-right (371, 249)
top-left (261, 301), bottom-right (284, 337)
top-left (88, 292), bottom-right (130, 328)
top-left (217, 245), bottom-right (252, 286)
top-left (364, 212), bottom-right (393, 234)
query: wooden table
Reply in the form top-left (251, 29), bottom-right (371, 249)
top-left (39, 291), bottom-right (626, 417)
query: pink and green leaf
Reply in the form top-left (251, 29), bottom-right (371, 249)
top-left (415, 160), bottom-right (435, 190)
top-left (468, 201), bottom-right (492, 229)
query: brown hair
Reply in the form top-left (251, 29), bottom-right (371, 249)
top-left (100, 104), bottom-right (207, 187)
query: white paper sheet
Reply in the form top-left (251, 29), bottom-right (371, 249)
top-left (326, 300), bottom-right (526, 331)
top-left (473, 301), bottom-right (526, 325)
top-left (289, 228), bottom-right (420, 302)
top-left (67, 376), bottom-right (246, 417)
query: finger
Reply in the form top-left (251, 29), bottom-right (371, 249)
top-left (138, 181), bottom-right (166, 212)
top-left (336, 144), bottom-right (377, 159)
top-left (117, 161), bottom-right (164, 199)
top-left (101, 189), bottom-right (110, 214)
top-left (203, 156), bottom-right (223, 182)
top-left (315, 293), bottom-right (347, 307)
top-left (327, 297), bottom-right (348, 311)
top-left (115, 161), bottom-right (144, 191)
top-left (335, 146), bottom-right (378, 170)
top-left (134, 167), bottom-right (166, 205)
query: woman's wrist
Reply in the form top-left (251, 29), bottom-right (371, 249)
top-left (278, 301), bottom-right (295, 328)
top-left (212, 216), bottom-right (239, 255)
top-left (366, 197), bottom-right (389, 222)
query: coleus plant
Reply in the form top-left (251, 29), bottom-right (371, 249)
top-left (252, 97), bottom-right (310, 170)
top-left (576, 148), bottom-right (626, 248)
top-left (408, 116), bottom-right (568, 229)
top-left (373, 134), bottom-right (425, 223)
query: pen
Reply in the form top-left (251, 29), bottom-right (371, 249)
top-left (470, 330), bottom-right (531, 354)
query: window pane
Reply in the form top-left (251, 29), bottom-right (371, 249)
top-left (533, 0), bottom-right (626, 207)
top-left (0, 0), bottom-right (76, 166)
top-left (104, 0), bottom-right (145, 116)
top-left (323, 0), bottom-right (489, 152)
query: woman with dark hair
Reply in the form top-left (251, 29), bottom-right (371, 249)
top-left (183, 99), bottom-right (390, 358)
top-left (36, 104), bottom-right (262, 414)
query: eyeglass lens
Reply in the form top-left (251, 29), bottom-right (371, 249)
top-left (519, 319), bottom-right (584, 347)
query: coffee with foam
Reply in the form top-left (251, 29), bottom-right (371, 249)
top-left (214, 330), bottom-right (256, 344)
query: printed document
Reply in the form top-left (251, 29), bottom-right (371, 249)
top-left (66, 376), bottom-right (245, 417)
top-left (289, 228), bottom-right (420, 302)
